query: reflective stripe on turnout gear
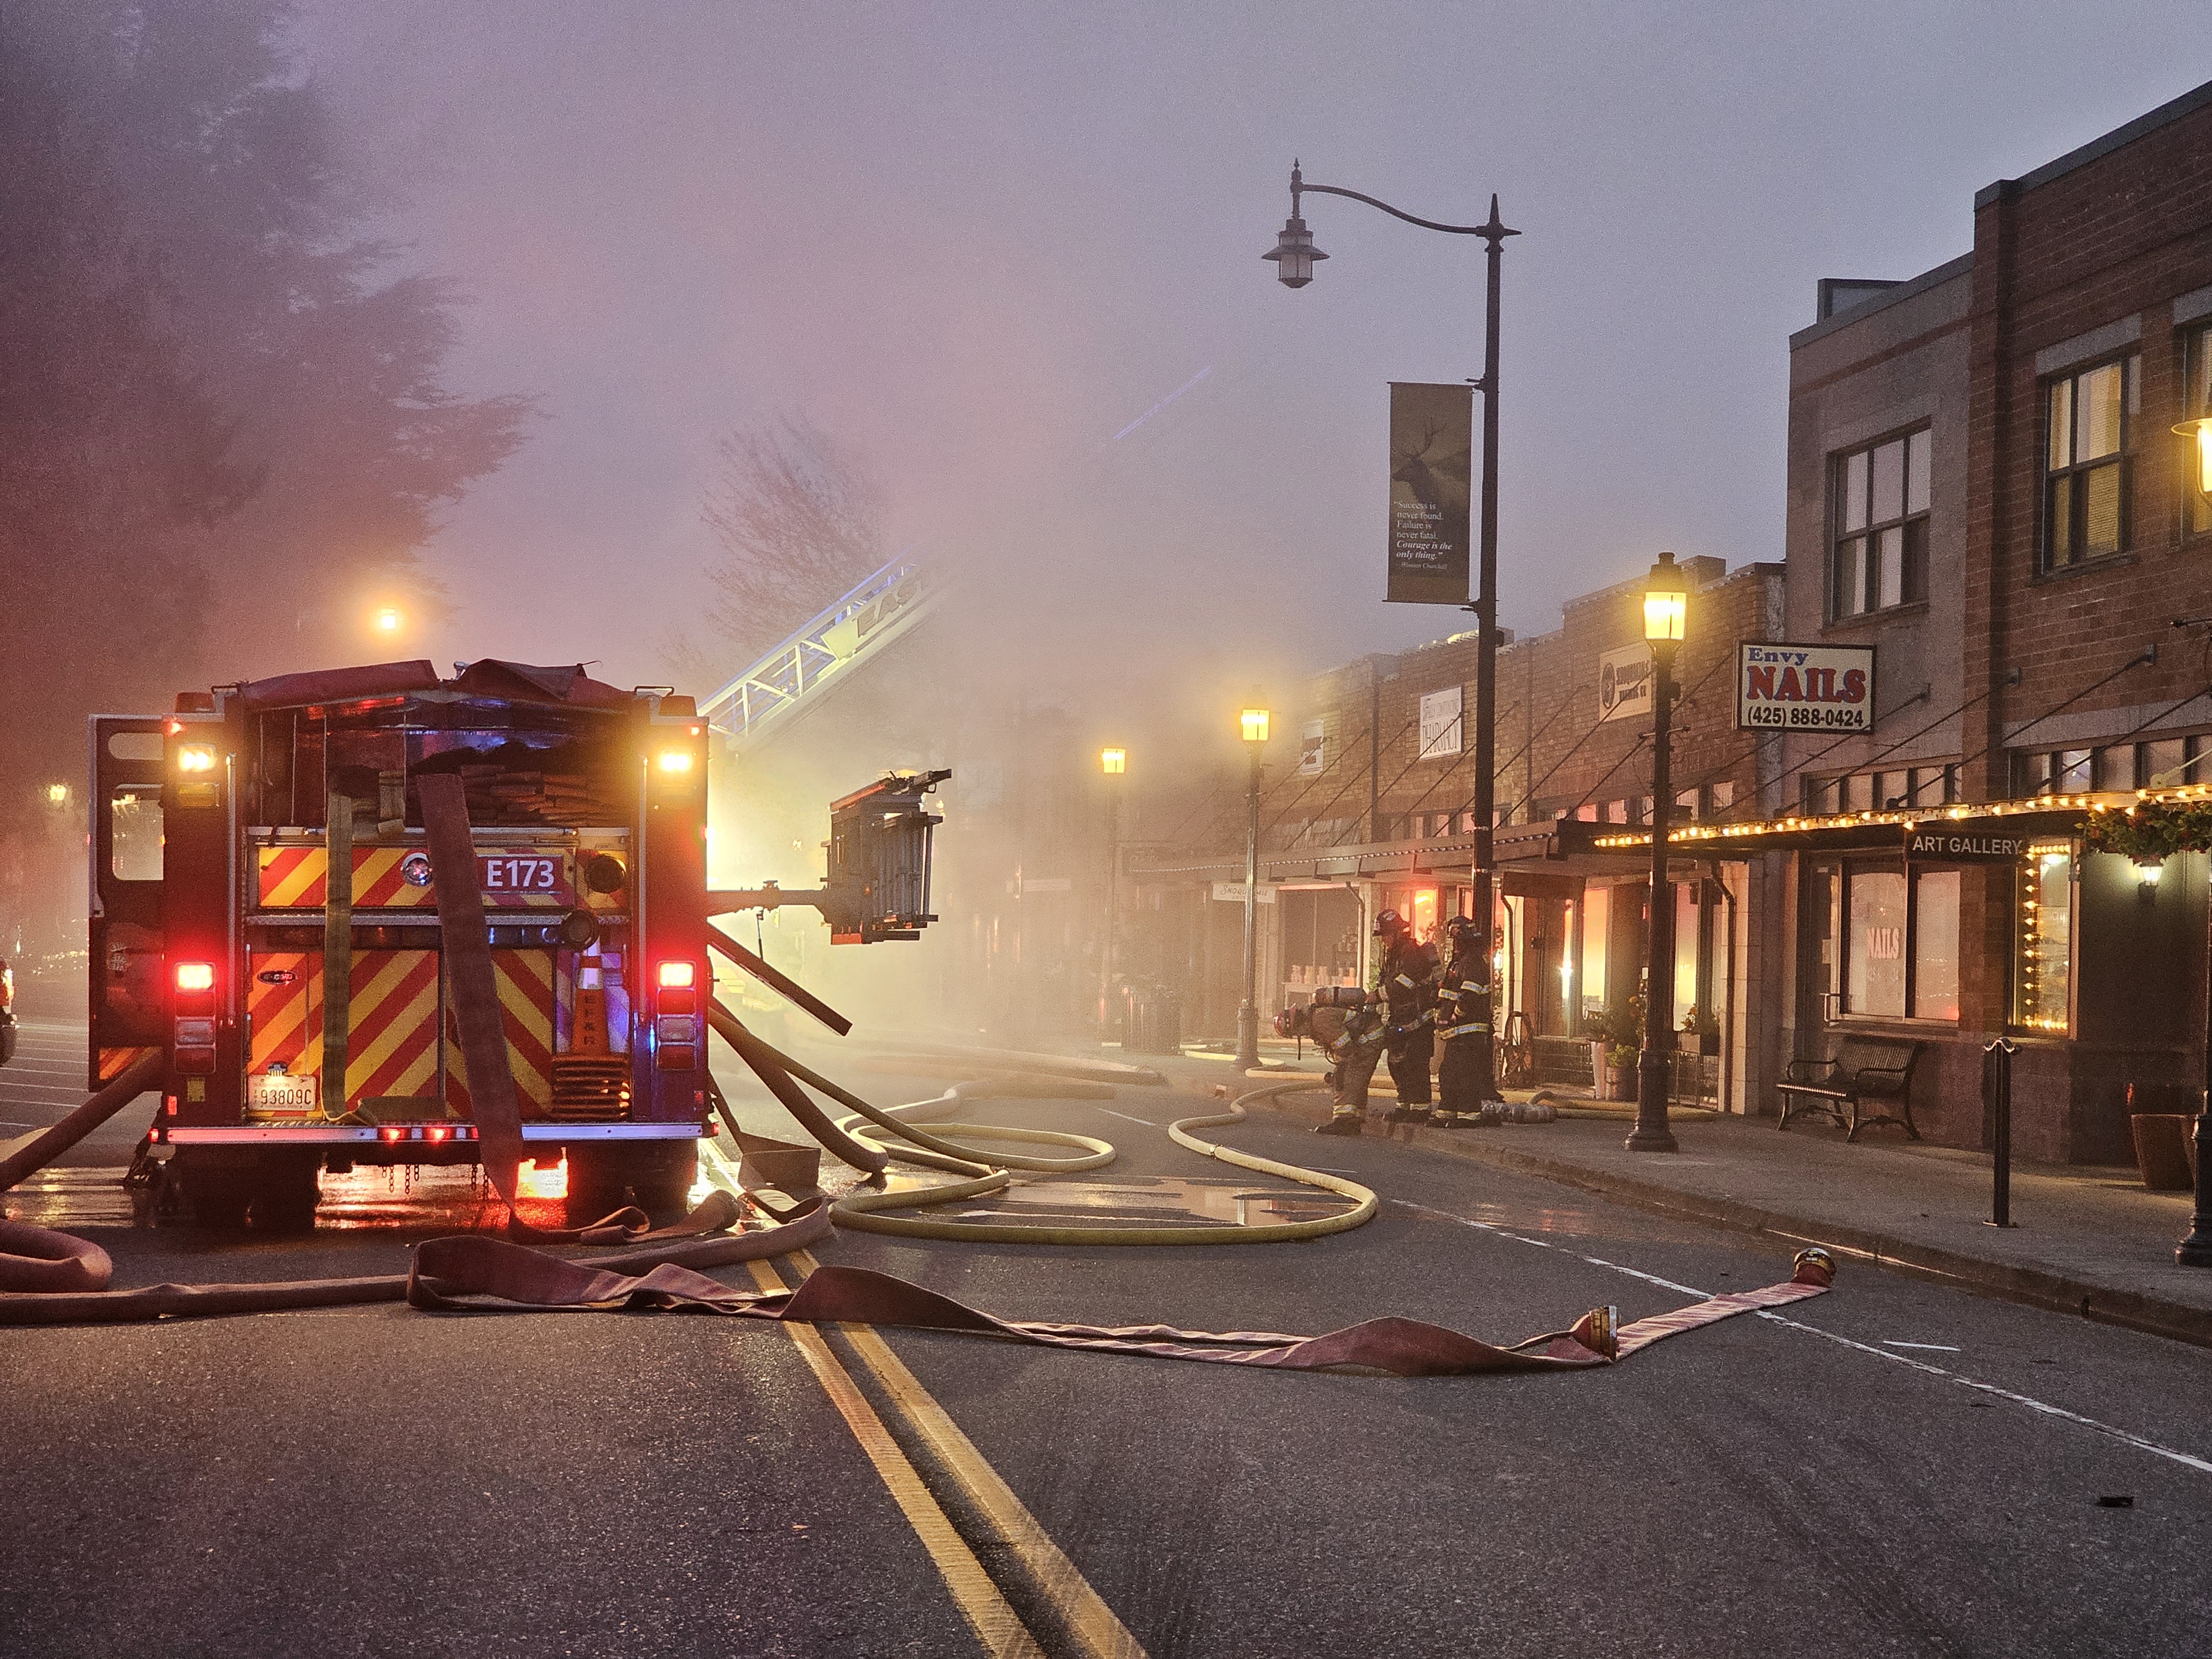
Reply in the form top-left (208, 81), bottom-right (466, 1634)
top-left (1443, 1022), bottom-right (1490, 1039)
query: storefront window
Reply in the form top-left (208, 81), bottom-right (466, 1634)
top-left (1912, 870), bottom-right (1960, 1021)
top-left (1846, 869), bottom-right (1907, 1016)
top-left (1836, 862), bottom-right (1961, 1023)
top-left (2013, 847), bottom-right (2073, 1032)
top-left (1580, 885), bottom-right (1609, 1025)
top-left (1674, 880), bottom-right (1700, 1019)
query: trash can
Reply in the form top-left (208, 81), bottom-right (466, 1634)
top-left (1122, 986), bottom-right (1183, 1056)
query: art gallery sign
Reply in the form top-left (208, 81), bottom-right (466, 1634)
top-left (1735, 643), bottom-right (1875, 733)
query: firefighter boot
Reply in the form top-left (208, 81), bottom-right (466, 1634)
top-left (1314, 1110), bottom-right (1363, 1136)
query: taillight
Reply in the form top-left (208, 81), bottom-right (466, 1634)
top-left (175, 744), bottom-right (217, 773)
top-left (173, 962), bottom-right (216, 1056)
top-left (656, 959), bottom-right (700, 1067)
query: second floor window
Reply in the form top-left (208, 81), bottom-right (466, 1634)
top-left (2044, 354), bottom-right (2136, 568)
top-left (1832, 427), bottom-right (1930, 619)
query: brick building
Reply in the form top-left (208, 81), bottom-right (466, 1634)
top-left (1124, 80), bottom-right (2212, 1161)
top-left (1735, 79), bottom-right (2212, 1164)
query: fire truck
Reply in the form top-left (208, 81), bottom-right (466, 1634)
top-left (87, 658), bottom-right (945, 1234)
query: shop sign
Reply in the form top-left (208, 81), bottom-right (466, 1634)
top-left (1418, 686), bottom-right (1463, 757)
top-left (1904, 826), bottom-right (2034, 863)
top-left (1386, 382), bottom-right (1474, 604)
top-left (1298, 718), bottom-right (1325, 777)
top-left (1736, 643), bottom-right (1874, 732)
top-left (1598, 645), bottom-right (1652, 724)
top-left (1211, 881), bottom-right (1276, 903)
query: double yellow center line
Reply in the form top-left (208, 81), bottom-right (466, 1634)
top-left (749, 1248), bottom-right (1146, 1659)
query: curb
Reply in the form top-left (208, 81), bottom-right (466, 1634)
top-left (1201, 1074), bottom-right (2212, 1353)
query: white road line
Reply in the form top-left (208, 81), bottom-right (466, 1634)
top-left (1882, 1340), bottom-right (1963, 1352)
top-left (1395, 1198), bottom-right (2212, 1479)
top-left (1093, 1107), bottom-right (1157, 1128)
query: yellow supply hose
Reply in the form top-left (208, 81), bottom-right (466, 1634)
top-left (828, 1079), bottom-right (1378, 1245)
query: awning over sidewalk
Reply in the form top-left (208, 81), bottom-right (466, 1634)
top-left (1126, 794), bottom-right (2120, 888)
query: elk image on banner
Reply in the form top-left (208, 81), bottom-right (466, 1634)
top-left (1387, 382), bottom-right (1474, 604)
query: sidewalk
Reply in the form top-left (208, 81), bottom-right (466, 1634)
top-left (1129, 1043), bottom-right (2212, 1350)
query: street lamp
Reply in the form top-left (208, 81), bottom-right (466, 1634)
top-left (1629, 551), bottom-right (1688, 1154)
top-left (2171, 419), bottom-right (2212, 1266)
top-left (44, 784), bottom-right (68, 806)
top-left (1098, 747), bottom-right (1128, 1042)
top-left (1237, 703), bottom-right (1270, 1068)
top-left (373, 606), bottom-right (403, 637)
top-left (1269, 159), bottom-right (1517, 1113)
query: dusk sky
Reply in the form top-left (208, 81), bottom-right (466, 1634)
top-left (300, 2), bottom-right (2211, 712)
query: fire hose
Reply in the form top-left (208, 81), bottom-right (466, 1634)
top-left (0, 1053), bottom-right (1838, 1369)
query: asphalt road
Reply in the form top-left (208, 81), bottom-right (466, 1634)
top-left (0, 1016), bottom-right (158, 1166)
top-left (4, 1069), bottom-right (2209, 1658)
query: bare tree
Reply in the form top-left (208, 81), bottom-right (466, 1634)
top-left (699, 418), bottom-right (884, 662)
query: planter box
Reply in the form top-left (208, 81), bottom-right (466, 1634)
top-left (2130, 1114), bottom-right (2194, 1192)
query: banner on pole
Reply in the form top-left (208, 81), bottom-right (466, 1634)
top-left (1387, 382), bottom-right (1474, 604)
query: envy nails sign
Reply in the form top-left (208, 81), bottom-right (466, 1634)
top-left (1736, 643), bottom-right (1875, 733)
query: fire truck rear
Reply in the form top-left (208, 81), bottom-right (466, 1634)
top-left (91, 659), bottom-right (711, 1230)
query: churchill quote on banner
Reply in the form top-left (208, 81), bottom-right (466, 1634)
top-left (1387, 382), bottom-right (1473, 604)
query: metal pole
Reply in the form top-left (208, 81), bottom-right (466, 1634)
top-left (1629, 644), bottom-right (1679, 1152)
top-left (1237, 745), bottom-right (1263, 1068)
top-left (322, 792), bottom-right (353, 1119)
top-left (1369, 670), bottom-right (1381, 843)
top-left (1985, 1037), bottom-right (2018, 1228)
top-left (2178, 854), bottom-right (2212, 1265)
top-left (1099, 786), bottom-right (1120, 1042)
top-left (1463, 197), bottom-right (1510, 1111)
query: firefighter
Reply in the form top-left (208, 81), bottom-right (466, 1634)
top-left (1276, 993), bottom-right (1387, 1135)
top-left (1369, 909), bottom-right (1439, 1123)
top-left (1434, 914), bottom-right (1494, 1125)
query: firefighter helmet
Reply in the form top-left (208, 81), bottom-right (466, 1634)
top-left (1273, 1006), bottom-right (1306, 1039)
top-left (1371, 909), bottom-right (1406, 938)
top-left (1445, 915), bottom-right (1478, 941)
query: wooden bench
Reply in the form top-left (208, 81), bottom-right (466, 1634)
top-left (1776, 1037), bottom-right (1923, 1141)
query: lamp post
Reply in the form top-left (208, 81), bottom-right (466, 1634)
top-left (2171, 413), bottom-right (2212, 1264)
top-left (1098, 746), bottom-right (1127, 1043)
top-left (1628, 551), bottom-right (1687, 1155)
top-left (1237, 705), bottom-right (1270, 1069)
top-left (1269, 160), bottom-right (1516, 1111)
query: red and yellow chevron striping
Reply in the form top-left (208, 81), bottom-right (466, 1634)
top-left (97, 1045), bottom-right (160, 1085)
top-left (247, 949), bottom-right (441, 1114)
top-left (444, 948), bottom-right (556, 1118)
